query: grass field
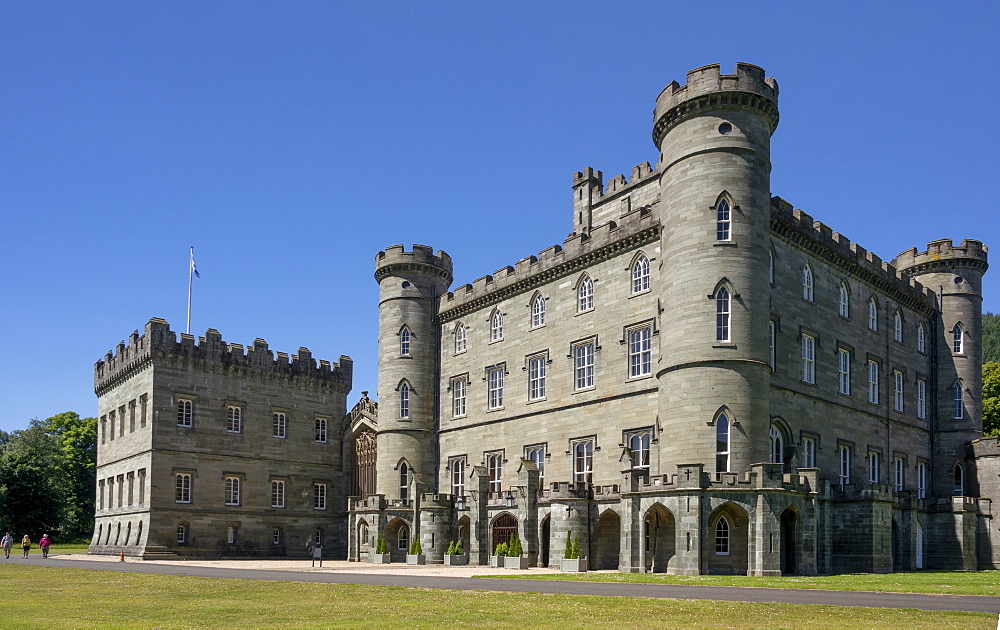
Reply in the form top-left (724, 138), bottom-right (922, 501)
top-left (480, 570), bottom-right (1000, 597)
top-left (0, 564), bottom-right (994, 628)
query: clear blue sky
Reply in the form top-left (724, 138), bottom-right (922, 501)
top-left (2, 2), bottom-right (997, 431)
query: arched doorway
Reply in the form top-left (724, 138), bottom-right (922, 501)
top-left (780, 508), bottom-right (797, 575)
top-left (385, 517), bottom-right (409, 562)
top-left (357, 520), bottom-right (370, 561)
top-left (491, 513), bottom-right (518, 555)
top-left (705, 502), bottom-right (750, 575)
top-left (914, 521), bottom-right (924, 569)
top-left (596, 510), bottom-right (621, 570)
top-left (540, 515), bottom-right (550, 567)
top-left (643, 504), bottom-right (676, 573)
top-left (456, 515), bottom-right (471, 555)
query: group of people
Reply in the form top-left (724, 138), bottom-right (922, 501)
top-left (1, 533), bottom-right (51, 559)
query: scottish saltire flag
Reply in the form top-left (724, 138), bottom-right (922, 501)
top-left (190, 249), bottom-right (201, 278)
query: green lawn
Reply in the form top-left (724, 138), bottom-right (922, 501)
top-left (480, 570), bottom-right (1000, 597)
top-left (0, 564), bottom-right (994, 628)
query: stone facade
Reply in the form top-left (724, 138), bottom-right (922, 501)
top-left (90, 318), bottom-right (352, 559)
top-left (348, 63), bottom-right (996, 574)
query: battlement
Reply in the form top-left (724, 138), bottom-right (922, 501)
top-left (653, 63), bottom-right (779, 144)
top-left (770, 196), bottom-right (937, 314)
top-left (94, 318), bottom-right (352, 396)
top-left (374, 244), bottom-right (453, 284)
top-left (893, 239), bottom-right (989, 275)
top-left (439, 205), bottom-right (659, 321)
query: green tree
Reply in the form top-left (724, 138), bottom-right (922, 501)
top-left (984, 313), bottom-right (999, 364)
top-left (41, 412), bottom-right (97, 538)
top-left (984, 362), bottom-right (1000, 436)
top-left (0, 420), bottom-right (64, 537)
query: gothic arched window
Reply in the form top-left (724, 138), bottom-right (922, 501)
top-left (715, 516), bottom-right (730, 555)
top-left (632, 254), bottom-right (650, 294)
top-left (802, 265), bottom-right (814, 302)
top-left (839, 282), bottom-right (850, 318)
top-left (715, 286), bottom-right (731, 343)
top-left (868, 297), bottom-right (879, 331)
top-left (577, 275), bottom-right (594, 312)
top-left (716, 199), bottom-right (731, 242)
top-left (530, 294), bottom-right (545, 328)
top-left (715, 412), bottom-right (730, 474)
top-left (454, 323), bottom-right (467, 354)
top-left (953, 325), bottom-right (964, 354)
top-left (399, 327), bottom-right (411, 356)
top-left (399, 382), bottom-right (410, 419)
top-left (490, 310), bottom-right (503, 342)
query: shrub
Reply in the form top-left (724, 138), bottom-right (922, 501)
top-left (455, 539), bottom-right (463, 554)
top-left (571, 532), bottom-right (581, 559)
top-left (507, 532), bottom-right (523, 557)
top-left (409, 538), bottom-right (422, 555)
top-left (446, 541), bottom-right (457, 555)
top-left (494, 542), bottom-right (508, 557)
top-left (375, 535), bottom-right (387, 554)
top-left (564, 532), bottom-right (578, 560)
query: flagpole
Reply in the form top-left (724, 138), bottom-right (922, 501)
top-left (186, 246), bottom-right (194, 334)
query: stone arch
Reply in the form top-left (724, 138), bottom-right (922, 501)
top-left (595, 508), bottom-right (621, 570)
top-left (642, 503), bottom-right (676, 573)
top-left (705, 501), bottom-right (749, 575)
top-left (95, 523), bottom-right (102, 545)
top-left (124, 521), bottom-right (132, 548)
top-left (538, 514), bottom-right (550, 567)
top-left (385, 517), bottom-right (410, 562)
top-left (456, 515), bottom-right (471, 555)
top-left (114, 522), bottom-right (122, 546)
top-left (489, 512), bottom-right (518, 554)
top-left (779, 505), bottom-right (799, 575)
top-left (953, 462), bottom-right (965, 495)
top-left (136, 521), bottom-right (143, 547)
top-left (357, 519), bottom-right (371, 557)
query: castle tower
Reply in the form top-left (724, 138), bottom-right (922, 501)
top-left (653, 64), bottom-right (779, 472)
top-left (373, 245), bottom-right (453, 499)
top-left (894, 239), bottom-right (989, 497)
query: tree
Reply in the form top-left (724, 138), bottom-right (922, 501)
top-left (984, 313), bottom-right (999, 364)
top-left (41, 412), bottom-right (97, 538)
top-left (984, 362), bottom-right (1000, 437)
top-left (0, 421), bottom-right (63, 536)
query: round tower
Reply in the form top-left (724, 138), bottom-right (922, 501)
top-left (373, 244), bottom-right (453, 500)
top-left (894, 239), bottom-right (989, 497)
top-left (653, 63), bottom-right (779, 473)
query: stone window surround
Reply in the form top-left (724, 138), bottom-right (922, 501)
top-left (449, 374), bottom-right (468, 418)
top-left (223, 472), bottom-right (244, 506)
top-left (313, 481), bottom-right (328, 510)
top-left (623, 427), bottom-right (653, 469)
top-left (568, 336), bottom-right (599, 392)
top-left (525, 352), bottom-right (548, 402)
top-left (175, 394), bottom-right (197, 427)
top-left (270, 478), bottom-right (287, 508)
top-left (225, 400), bottom-right (246, 434)
top-left (174, 468), bottom-right (194, 504)
top-left (568, 435), bottom-right (596, 484)
top-left (623, 320), bottom-right (656, 380)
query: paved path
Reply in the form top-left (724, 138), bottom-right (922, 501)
top-left (16, 555), bottom-right (1000, 614)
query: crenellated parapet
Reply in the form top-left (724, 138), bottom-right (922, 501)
top-left (439, 205), bottom-right (659, 322)
top-left (574, 161), bottom-right (658, 202)
top-left (770, 197), bottom-right (937, 315)
top-left (893, 239), bottom-right (989, 277)
top-left (374, 244), bottom-right (453, 284)
top-left (94, 318), bottom-right (352, 396)
top-left (653, 62), bottom-right (779, 146)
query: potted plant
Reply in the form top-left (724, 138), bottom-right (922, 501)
top-left (490, 542), bottom-right (507, 568)
top-left (371, 534), bottom-right (390, 564)
top-left (444, 540), bottom-right (467, 566)
top-left (560, 532), bottom-right (587, 572)
top-left (406, 537), bottom-right (426, 565)
top-left (504, 531), bottom-right (529, 569)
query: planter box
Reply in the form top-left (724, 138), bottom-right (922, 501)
top-left (490, 555), bottom-right (501, 568)
top-left (370, 553), bottom-right (390, 564)
top-left (561, 557), bottom-right (588, 572)
top-left (444, 554), bottom-right (467, 566)
top-left (504, 556), bottom-right (529, 570)
top-left (406, 554), bottom-right (426, 565)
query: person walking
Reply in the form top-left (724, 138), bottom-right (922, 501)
top-left (38, 534), bottom-right (51, 559)
top-left (1, 533), bottom-right (12, 559)
top-left (20, 535), bottom-right (31, 559)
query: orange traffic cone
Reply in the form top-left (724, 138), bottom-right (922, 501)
top-left (120, 550), bottom-right (125, 562)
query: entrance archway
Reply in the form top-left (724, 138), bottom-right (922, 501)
top-left (540, 515), bottom-right (550, 567)
top-left (456, 515), bottom-right (470, 554)
top-left (596, 510), bottom-right (621, 570)
top-left (491, 513), bottom-right (518, 555)
top-left (780, 507), bottom-right (797, 575)
top-left (705, 502), bottom-right (749, 575)
top-left (643, 503), bottom-right (675, 573)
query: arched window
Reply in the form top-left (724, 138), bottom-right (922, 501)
top-left (632, 254), bottom-right (650, 294)
top-left (359, 522), bottom-right (369, 547)
top-left (917, 323), bottom-right (926, 353)
top-left (954, 381), bottom-right (964, 419)
top-left (399, 462), bottom-right (409, 501)
top-left (839, 282), bottom-right (850, 318)
top-left (715, 412), bottom-right (730, 473)
top-left (953, 325), bottom-right (964, 354)
top-left (272, 526), bottom-right (283, 546)
top-left (399, 383), bottom-right (409, 419)
top-left (769, 425), bottom-right (783, 466)
top-left (715, 287), bottom-right (731, 343)
top-left (868, 297), bottom-right (878, 331)
top-left (894, 311), bottom-right (903, 343)
top-left (227, 526), bottom-right (237, 545)
top-left (399, 327), bottom-right (411, 356)
top-left (490, 310), bottom-right (503, 342)
top-left (953, 464), bottom-right (964, 496)
top-left (629, 432), bottom-right (650, 469)
top-left (397, 525), bottom-right (409, 551)
top-left (802, 265), bottom-right (814, 301)
top-left (577, 276), bottom-right (594, 312)
top-left (716, 199), bottom-right (731, 241)
top-left (530, 294), bottom-right (545, 328)
top-left (454, 323), bottom-right (467, 354)
top-left (715, 516), bottom-right (730, 555)
top-left (176, 523), bottom-right (187, 545)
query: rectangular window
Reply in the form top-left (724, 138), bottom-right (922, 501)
top-left (107, 477), bottom-right (114, 508)
top-left (314, 483), bottom-right (327, 510)
top-left (177, 399), bottom-right (193, 427)
top-left (315, 418), bottom-right (328, 443)
top-left (893, 370), bottom-right (904, 412)
top-left (528, 355), bottom-right (546, 401)
top-left (138, 469), bottom-right (146, 505)
top-left (838, 444), bottom-right (852, 488)
top-left (894, 457), bottom-right (905, 491)
top-left (486, 453), bottom-right (502, 495)
top-left (917, 379), bottom-right (927, 419)
top-left (868, 360), bottom-right (880, 404)
top-left (868, 451), bottom-right (880, 483)
top-left (488, 367), bottom-right (504, 410)
top-left (801, 334), bottom-right (816, 384)
top-left (117, 474), bottom-right (124, 506)
top-left (802, 437), bottom-right (816, 468)
top-left (98, 480), bottom-right (105, 510)
top-left (574, 342), bottom-right (595, 390)
top-left (628, 326), bottom-right (653, 378)
top-left (451, 377), bottom-right (467, 417)
top-left (175, 473), bottom-right (191, 503)
top-left (227, 406), bottom-right (242, 433)
top-left (768, 321), bottom-right (776, 371)
top-left (273, 412), bottom-right (287, 438)
top-left (140, 394), bottom-right (148, 428)
top-left (100, 416), bottom-right (107, 444)
top-left (271, 480), bottom-right (285, 508)
top-left (572, 439), bottom-right (594, 484)
top-left (838, 348), bottom-right (851, 395)
top-left (225, 476), bottom-right (240, 506)
top-left (127, 472), bottom-right (134, 505)
top-left (129, 401), bottom-right (136, 432)
top-left (109, 412), bottom-right (115, 441)
top-left (917, 462), bottom-right (927, 499)
top-left (119, 406), bottom-right (126, 436)
top-left (450, 458), bottom-right (466, 497)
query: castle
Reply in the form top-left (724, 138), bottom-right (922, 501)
top-left (92, 63), bottom-right (999, 574)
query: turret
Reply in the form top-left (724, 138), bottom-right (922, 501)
top-left (373, 245), bottom-right (453, 499)
top-left (894, 239), bottom-right (989, 497)
top-left (654, 63), bottom-right (779, 474)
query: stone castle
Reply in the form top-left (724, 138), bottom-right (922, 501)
top-left (91, 63), bottom-right (999, 574)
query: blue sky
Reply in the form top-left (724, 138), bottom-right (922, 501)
top-left (2, 2), bottom-right (997, 431)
